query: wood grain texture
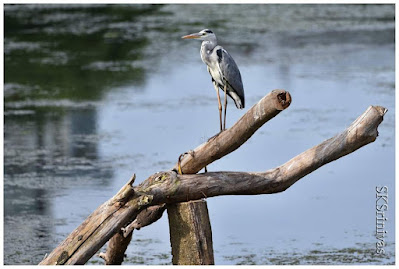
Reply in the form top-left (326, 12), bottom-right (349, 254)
top-left (90, 89), bottom-right (292, 265)
top-left (98, 230), bottom-right (132, 265)
top-left (141, 106), bottom-right (387, 203)
top-left (173, 89), bottom-right (292, 175)
top-left (167, 200), bottom-right (214, 265)
top-left (39, 175), bottom-right (137, 265)
top-left (39, 98), bottom-right (385, 265)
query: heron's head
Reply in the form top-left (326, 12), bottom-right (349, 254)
top-left (182, 29), bottom-right (216, 42)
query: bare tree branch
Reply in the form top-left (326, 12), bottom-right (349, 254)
top-left (138, 106), bottom-right (387, 202)
top-left (173, 89), bottom-right (292, 174)
top-left (39, 89), bottom-right (291, 265)
top-left (99, 89), bottom-right (291, 265)
top-left (39, 96), bottom-right (386, 265)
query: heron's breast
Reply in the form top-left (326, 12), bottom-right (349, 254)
top-left (207, 63), bottom-right (223, 86)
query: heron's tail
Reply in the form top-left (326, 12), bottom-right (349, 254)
top-left (228, 91), bottom-right (245, 109)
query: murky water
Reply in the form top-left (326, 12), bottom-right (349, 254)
top-left (4, 4), bottom-right (395, 265)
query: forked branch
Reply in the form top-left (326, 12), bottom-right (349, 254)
top-left (39, 91), bottom-right (386, 265)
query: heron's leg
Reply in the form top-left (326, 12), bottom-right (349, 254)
top-left (223, 84), bottom-right (227, 131)
top-left (213, 82), bottom-right (223, 132)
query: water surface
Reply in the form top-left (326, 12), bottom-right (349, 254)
top-left (4, 4), bottom-right (395, 265)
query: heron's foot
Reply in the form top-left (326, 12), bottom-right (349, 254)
top-left (176, 151), bottom-right (195, 174)
top-left (207, 130), bottom-right (225, 142)
top-left (177, 153), bottom-right (184, 174)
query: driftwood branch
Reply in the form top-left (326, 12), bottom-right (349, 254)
top-left (98, 204), bottom-right (166, 265)
top-left (167, 200), bottom-right (214, 265)
top-left (97, 230), bottom-right (132, 265)
top-left (139, 106), bottom-right (386, 201)
top-left (39, 174), bottom-right (137, 265)
top-left (99, 89), bottom-right (291, 264)
top-left (122, 204), bottom-right (166, 237)
top-left (158, 89), bottom-right (291, 265)
top-left (173, 89), bottom-right (291, 174)
top-left (39, 89), bottom-right (291, 265)
top-left (39, 93), bottom-right (386, 265)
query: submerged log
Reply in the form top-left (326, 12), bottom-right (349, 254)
top-left (39, 100), bottom-right (386, 265)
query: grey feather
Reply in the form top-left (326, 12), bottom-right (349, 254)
top-left (186, 29), bottom-right (245, 109)
top-left (216, 48), bottom-right (245, 109)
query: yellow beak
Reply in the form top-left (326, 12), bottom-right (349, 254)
top-left (181, 33), bottom-right (201, 39)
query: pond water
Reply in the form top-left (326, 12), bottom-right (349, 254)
top-left (4, 4), bottom-right (395, 265)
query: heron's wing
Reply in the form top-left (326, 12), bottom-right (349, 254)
top-left (216, 47), bottom-right (245, 107)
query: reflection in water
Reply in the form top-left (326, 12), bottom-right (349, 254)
top-left (4, 4), bottom-right (395, 265)
top-left (4, 107), bottom-right (113, 264)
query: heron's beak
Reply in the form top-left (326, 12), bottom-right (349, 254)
top-left (181, 33), bottom-right (201, 39)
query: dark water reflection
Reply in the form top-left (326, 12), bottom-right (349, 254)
top-left (4, 4), bottom-right (395, 265)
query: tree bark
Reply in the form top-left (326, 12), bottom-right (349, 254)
top-left (167, 200), bottom-right (214, 265)
top-left (39, 174), bottom-right (137, 265)
top-left (136, 106), bottom-right (387, 201)
top-left (122, 204), bottom-right (166, 237)
top-left (98, 89), bottom-right (291, 265)
top-left (98, 204), bottom-right (166, 265)
top-left (98, 231), bottom-right (132, 265)
top-left (39, 89), bottom-right (291, 265)
top-left (39, 100), bottom-right (386, 265)
top-left (164, 89), bottom-right (290, 265)
top-left (172, 89), bottom-right (292, 174)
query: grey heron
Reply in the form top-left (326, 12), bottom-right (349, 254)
top-left (182, 29), bottom-right (245, 132)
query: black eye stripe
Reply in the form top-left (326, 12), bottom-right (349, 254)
top-left (204, 30), bottom-right (213, 34)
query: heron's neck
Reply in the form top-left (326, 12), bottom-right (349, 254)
top-left (201, 40), bottom-right (217, 52)
top-left (200, 40), bottom-right (217, 65)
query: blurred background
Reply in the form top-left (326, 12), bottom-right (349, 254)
top-left (3, 4), bottom-right (395, 265)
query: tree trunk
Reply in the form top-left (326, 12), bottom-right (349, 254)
top-left (167, 200), bottom-right (214, 265)
top-left (98, 231), bottom-right (132, 265)
top-left (98, 204), bottom-right (166, 264)
top-left (99, 89), bottom-right (291, 265)
top-left (164, 89), bottom-right (290, 265)
top-left (39, 96), bottom-right (386, 265)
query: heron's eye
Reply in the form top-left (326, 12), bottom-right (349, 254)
top-left (202, 33), bottom-right (206, 35)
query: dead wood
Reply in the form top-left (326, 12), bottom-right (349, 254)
top-left (39, 96), bottom-right (386, 265)
top-left (97, 89), bottom-right (291, 265)
top-left (98, 230), bottom-right (132, 265)
top-left (136, 106), bottom-right (386, 202)
top-left (173, 89), bottom-right (292, 174)
top-left (167, 200), bottom-right (214, 265)
top-left (39, 174), bottom-right (137, 265)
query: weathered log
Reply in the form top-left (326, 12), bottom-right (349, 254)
top-left (39, 102), bottom-right (386, 265)
top-left (173, 89), bottom-right (292, 174)
top-left (99, 89), bottom-right (291, 264)
top-left (136, 106), bottom-right (386, 201)
top-left (39, 175), bottom-right (137, 265)
top-left (99, 204), bottom-right (166, 265)
top-left (122, 204), bottom-right (166, 237)
top-left (167, 200), bottom-right (214, 265)
top-left (98, 230), bottom-right (132, 265)
top-left (40, 90), bottom-right (291, 265)
top-left (72, 105), bottom-right (386, 265)
top-left (162, 89), bottom-right (290, 265)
